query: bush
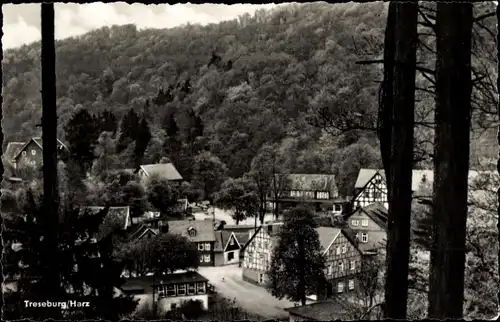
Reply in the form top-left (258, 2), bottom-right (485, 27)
top-left (180, 299), bottom-right (205, 319)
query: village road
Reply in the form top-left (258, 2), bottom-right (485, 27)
top-left (197, 265), bottom-right (293, 320)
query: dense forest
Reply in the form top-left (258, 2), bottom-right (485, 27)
top-left (1, 2), bottom-right (497, 196)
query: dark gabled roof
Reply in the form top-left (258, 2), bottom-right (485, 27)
top-left (3, 142), bottom-right (25, 162)
top-left (167, 220), bottom-right (216, 242)
top-left (234, 231), bottom-right (251, 246)
top-left (12, 137), bottom-right (68, 160)
top-left (286, 173), bottom-right (338, 197)
top-left (120, 271), bottom-right (208, 294)
top-left (81, 206), bottom-right (131, 241)
top-left (140, 163), bottom-right (183, 181)
top-left (344, 203), bottom-right (388, 230)
top-left (361, 203), bottom-right (388, 230)
top-left (214, 230), bottom-right (234, 252)
top-left (128, 224), bottom-right (159, 241)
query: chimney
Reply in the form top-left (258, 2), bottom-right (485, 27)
top-left (159, 221), bottom-right (169, 233)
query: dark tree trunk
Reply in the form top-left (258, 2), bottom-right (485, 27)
top-left (297, 234), bottom-right (306, 306)
top-left (428, 3), bottom-right (472, 319)
top-left (41, 3), bottom-right (61, 293)
top-left (497, 3), bottom-right (500, 318)
top-left (383, 3), bottom-right (417, 319)
top-left (379, 3), bottom-right (396, 193)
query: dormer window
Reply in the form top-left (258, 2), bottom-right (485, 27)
top-left (188, 227), bottom-right (197, 237)
top-left (31, 150), bottom-right (36, 155)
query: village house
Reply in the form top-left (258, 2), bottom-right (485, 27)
top-left (352, 169), bottom-right (389, 210)
top-left (119, 271), bottom-right (210, 313)
top-left (353, 168), bottom-right (498, 211)
top-left (128, 225), bottom-right (159, 241)
top-left (241, 223), bottom-right (362, 296)
top-left (241, 222), bottom-right (284, 285)
top-left (2, 138), bottom-right (68, 181)
top-left (269, 173), bottom-right (350, 216)
top-left (125, 163), bottom-right (183, 183)
top-left (343, 203), bottom-right (388, 254)
top-left (213, 230), bottom-right (250, 266)
top-left (4, 137), bottom-right (68, 170)
top-left (166, 220), bottom-right (216, 266)
top-left (318, 227), bottom-right (363, 297)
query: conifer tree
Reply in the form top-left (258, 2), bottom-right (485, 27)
top-left (97, 109), bottom-right (118, 134)
top-left (267, 206), bottom-right (326, 305)
top-left (64, 108), bottom-right (100, 175)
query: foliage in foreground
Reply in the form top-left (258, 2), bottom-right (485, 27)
top-left (267, 206), bottom-right (326, 305)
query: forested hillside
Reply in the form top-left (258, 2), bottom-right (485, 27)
top-left (2, 2), bottom-right (496, 194)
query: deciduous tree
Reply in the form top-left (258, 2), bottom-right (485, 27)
top-left (428, 3), bottom-right (473, 319)
top-left (214, 177), bottom-right (259, 225)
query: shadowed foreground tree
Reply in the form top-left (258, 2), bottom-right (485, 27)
top-left (496, 2), bottom-right (500, 319)
top-left (267, 206), bottom-right (326, 305)
top-left (40, 2), bottom-right (62, 308)
top-left (428, 2), bottom-right (473, 319)
top-left (383, 2), bottom-right (417, 319)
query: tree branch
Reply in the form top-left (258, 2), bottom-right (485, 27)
top-left (473, 11), bottom-right (496, 23)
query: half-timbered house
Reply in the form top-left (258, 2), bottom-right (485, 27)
top-left (241, 223), bottom-right (362, 296)
top-left (352, 168), bottom-right (498, 211)
top-left (317, 227), bottom-right (363, 296)
top-left (353, 169), bottom-right (388, 210)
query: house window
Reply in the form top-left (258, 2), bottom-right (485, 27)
top-left (361, 219), bottom-right (369, 227)
top-left (336, 246), bottom-right (341, 255)
top-left (317, 192), bottom-right (329, 199)
top-left (166, 284), bottom-right (176, 296)
top-left (205, 243), bottom-right (211, 250)
top-left (31, 150), bottom-right (36, 155)
top-left (197, 282), bottom-right (206, 294)
top-left (348, 279), bottom-right (355, 290)
top-left (187, 283), bottom-right (195, 295)
top-left (199, 256), bottom-right (204, 263)
top-left (361, 233), bottom-right (368, 243)
top-left (157, 285), bottom-right (166, 298)
top-left (339, 261), bottom-right (344, 272)
top-left (228, 251), bottom-right (235, 261)
top-left (198, 243), bottom-right (204, 251)
top-left (342, 245), bottom-right (347, 254)
top-left (259, 273), bottom-right (264, 284)
top-left (177, 284), bottom-right (186, 296)
top-left (327, 265), bottom-right (333, 275)
top-left (230, 238), bottom-right (235, 246)
top-left (204, 255), bottom-right (210, 263)
top-left (22, 151), bottom-right (26, 156)
top-left (334, 204), bottom-right (342, 212)
top-left (352, 220), bottom-right (359, 226)
top-left (338, 282), bottom-right (344, 293)
top-left (350, 260), bottom-right (356, 270)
